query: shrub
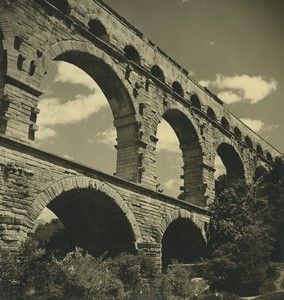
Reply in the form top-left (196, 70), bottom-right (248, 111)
top-left (151, 262), bottom-right (209, 300)
top-left (0, 239), bottom-right (68, 300)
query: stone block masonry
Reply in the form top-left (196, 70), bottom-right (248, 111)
top-left (0, 134), bottom-right (209, 268)
top-left (0, 0), bottom-right (282, 267)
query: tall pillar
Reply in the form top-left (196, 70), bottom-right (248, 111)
top-left (181, 143), bottom-right (207, 207)
top-left (115, 115), bottom-right (154, 186)
top-left (136, 242), bottom-right (162, 272)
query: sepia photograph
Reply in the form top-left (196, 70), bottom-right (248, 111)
top-left (0, 0), bottom-right (283, 299)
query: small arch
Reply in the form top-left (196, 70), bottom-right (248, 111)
top-left (256, 144), bottom-right (264, 156)
top-left (46, 0), bottom-right (70, 14)
top-left (245, 136), bottom-right (253, 148)
top-left (88, 19), bottom-right (109, 43)
top-left (172, 81), bottom-right (184, 97)
top-left (29, 60), bottom-right (36, 76)
top-left (124, 45), bottom-right (140, 64)
top-left (17, 54), bottom-right (25, 70)
top-left (151, 65), bottom-right (165, 83)
top-left (266, 152), bottom-right (273, 162)
top-left (221, 117), bottom-right (230, 131)
top-left (190, 94), bottom-right (201, 110)
top-left (234, 126), bottom-right (242, 141)
top-left (14, 36), bottom-right (23, 50)
top-left (207, 106), bottom-right (217, 121)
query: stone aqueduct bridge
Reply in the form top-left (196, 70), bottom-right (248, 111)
top-left (0, 0), bottom-right (281, 266)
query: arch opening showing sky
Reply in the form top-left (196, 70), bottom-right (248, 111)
top-left (105, 0), bottom-right (283, 153)
top-left (35, 0), bottom-right (284, 221)
top-left (36, 62), bottom-right (185, 222)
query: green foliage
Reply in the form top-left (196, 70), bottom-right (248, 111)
top-left (258, 156), bottom-right (284, 261)
top-left (153, 262), bottom-right (209, 300)
top-left (0, 239), bottom-right (69, 299)
top-left (210, 179), bottom-right (276, 250)
top-left (1, 158), bottom-right (283, 299)
top-left (207, 179), bottom-right (276, 296)
top-left (108, 251), bottom-right (159, 299)
top-left (31, 219), bottom-right (75, 258)
top-left (58, 248), bottom-right (126, 300)
top-left (0, 239), bottom-right (212, 300)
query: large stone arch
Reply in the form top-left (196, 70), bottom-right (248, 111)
top-left (161, 101), bottom-right (203, 143)
top-left (156, 101), bottom-right (206, 206)
top-left (156, 209), bottom-right (206, 242)
top-left (38, 40), bottom-right (142, 182)
top-left (214, 139), bottom-right (246, 180)
top-left (40, 40), bottom-right (136, 119)
top-left (31, 176), bottom-right (143, 245)
top-left (156, 209), bottom-right (207, 269)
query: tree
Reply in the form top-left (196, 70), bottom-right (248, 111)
top-left (31, 219), bottom-right (75, 258)
top-left (0, 239), bottom-right (69, 299)
top-left (207, 179), bottom-right (276, 296)
top-left (258, 156), bottom-right (284, 261)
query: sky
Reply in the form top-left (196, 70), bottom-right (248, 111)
top-left (35, 0), bottom-right (284, 221)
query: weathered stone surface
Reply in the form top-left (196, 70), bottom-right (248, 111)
top-left (0, 0), bottom-right (282, 267)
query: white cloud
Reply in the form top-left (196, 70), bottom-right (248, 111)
top-left (37, 62), bottom-right (109, 141)
top-left (240, 118), bottom-right (264, 133)
top-left (217, 90), bottom-right (242, 104)
top-left (264, 124), bottom-right (279, 131)
top-left (37, 207), bottom-right (57, 223)
top-left (157, 121), bottom-right (180, 153)
top-left (37, 93), bottom-right (107, 127)
top-left (209, 41), bottom-right (215, 46)
top-left (240, 118), bottom-right (278, 134)
top-left (55, 61), bottom-right (98, 91)
top-left (36, 127), bottom-right (57, 140)
top-left (163, 179), bottom-right (182, 191)
top-left (200, 74), bottom-right (277, 104)
top-left (214, 155), bottom-right (226, 178)
top-left (95, 127), bottom-right (117, 147)
top-left (199, 79), bottom-right (210, 87)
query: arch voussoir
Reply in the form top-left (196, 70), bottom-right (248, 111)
top-left (156, 209), bottom-right (206, 243)
top-left (179, 208), bottom-right (190, 219)
top-left (32, 176), bottom-right (143, 243)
